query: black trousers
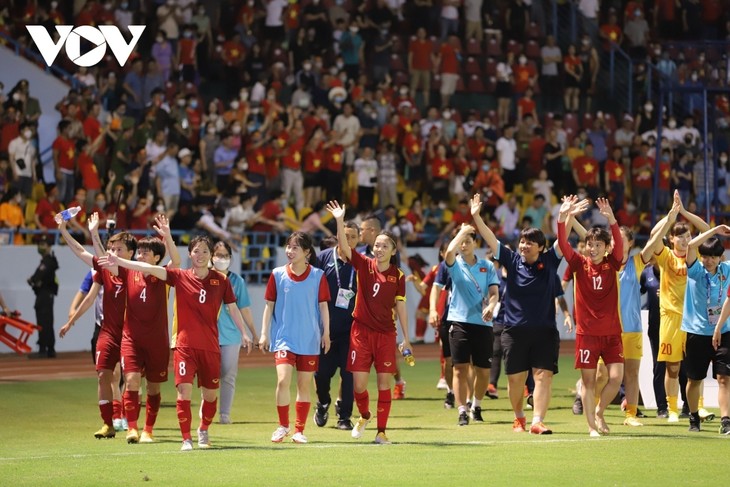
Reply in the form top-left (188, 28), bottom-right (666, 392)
top-left (35, 291), bottom-right (55, 354)
top-left (648, 325), bottom-right (688, 409)
top-left (314, 333), bottom-right (354, 421)
top-left (489, 323), bottom-right (505, 387)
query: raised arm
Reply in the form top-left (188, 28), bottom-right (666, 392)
top-left (556, 195), bottom-right (590, 259)
top-left (325, 201), bottom-right (351, 261)
top-left (596, 197), bottom-right (622, 261)
top-left (57, 218), bottom-right (94, 267)
top-left (59, 282), bottom-right (101, 338)
top-left (687, 224), bottom-right (730, 267)
top-left (469, 193), bottom-right (499, 255)
top-left (641, 195), bottom-right (680, 262)
top-left (87, 213), bottom-right (107, 257)
top-left (153, 214), bottom-right (180, 268)
top-left (226, 302), bottom-right (253, 353)
top-left (678, 189), bottom-right (710, 233)
top-left (99, 252), bottom-right (167, 281)
top-left (445, 224), bottom-right (475, 266)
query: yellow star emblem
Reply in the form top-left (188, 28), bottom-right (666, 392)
top-left (231, 49), bottom-right (239, 57)
top-left (614, 167), bottom-right (623, 177)
top-left (405, 124), bottom-right (412, 133)
top-left (293, 151), bottom-right (301, 163)
top-left (67, 148), bottom-right (75, 158)
top-left (412, 144), bottom-right (419, 153)
top-left (438, 165), bottom-right (448, 176)
top-left (333, 153), bottom-right (341, 162)
top-left (256, 154), bottom-right (264, 163)
top-left (663, 169), bottom-right (670, 179)
top-left (313, 158), bottom-right (321, 168)
top-left (584, 163), bottom-right (594, 174)
top-left (278, 138), bottom-right (286, 147)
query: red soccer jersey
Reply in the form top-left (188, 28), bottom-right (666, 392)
top-left (92, 260), bottom-right (127, 343)
top-left (247, 146), bottom-right (267, 176)
top-left (431, 157), bottom-right (453, 180)
top-left (467, 137), bottom-right (487, 160)
top-left (632, 155), bottom-right (653, 188)
top-left (179, 38), bottom-right (196, 65)
top-left (281, 137), bottom-right (305, 170)
top-left (53, 136), bottom-right (76, 171)
top-left (120, 267), bottom-right (169, 345)
top-left (78, 152), bottom-right (102, 191)
top-left (303, 147), bottom-right (324, 174)
top-left (558, 222), bottom-right (623, 336)
top-left (605, 159), bottom-right (624, 183)
top-left (325, 145), bottom-right (344, 172)
top-left (572, 155), bottom-right (599, 186)
top-left (409, 39), bottom-right (433, 70)
top-left (513, 64), bottom-right (536, 94)
top-left (168, 268), bottom-right (236, 352)
top-left (658, 160), bottom-right (671, 190)
top-left (403, 133), bottom-right (421, 157)
top-left (380, 123), bottom-right (398, 145)
top-left (35, 197), bottom-right (62, 228)
top-left (439, 44), bottom-right (459, 75)
top-left (349, 250), bottom-right (406, 335)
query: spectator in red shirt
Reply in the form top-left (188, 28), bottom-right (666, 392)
top-left (303, 127), bottom-right (325, 209)
top-left (599, 11), bottom-right (623, 52)
top-left (513, 54), bottom-right (537, 95)
top-left (572, 142), bottom-right (600, 199)
top-left (323, 131), bottom-right (345, 203)
top-left (631, 142), bottom-right (653, 212)
top-left (34, 184), bottom-right (62, 231)
top-left (408, 28), bottom-right (434, 107)
top-left (177, 25), bottom-right (199, 83)
top-left (605, 146), bottom-right (626, 211)
top-left (221, 32), bottom-right (247, 97)
top-left (428, 142), bottom-right (454, 204)
top-left (434, 35), bottom-right (461, 108)
top-left (517, 87), bottom-right (537, 121)
top-left (52, 120), bottom-right (76, 205)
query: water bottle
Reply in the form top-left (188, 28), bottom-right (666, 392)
top-left (400, 343), bottom-right (415, 366)
top-left (59, 206), bottom-right (82, 222)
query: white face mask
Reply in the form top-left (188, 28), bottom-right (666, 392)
top-left (212, 257), bottom-right (231, 271)
top-left (668, 120), bottom-right (677, 129)
top-left (230, 101), bottom-right (240, 110)
top-left (232, 125), bottom-right (242, 134)
top-left (239, 90), bottom-right (248, 101)
top-left (23, 129), bottom-right (32, 138)
top-left (156, 204), bottom-right (165, 213)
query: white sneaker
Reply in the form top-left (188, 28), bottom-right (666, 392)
top-left (219, 414), bottom-right (232, 425)
top-left (374, 432), bottom-right (391, 444)
top-left (436, 377), bottom-right (448, 390)
top-left (271, 425), bottom-right (290, 443)
top-left (197, 428), bottom-right (211, 448)
top-left (698, 408), bottom-right (715, 422)
top-left (113, 418), bottom-right (124, 432)
top-left (291, 432), bottom-right (308, 443)
top-left (668, 412), bottom-right (680, 423)
top-left (121, 418), bottom-right (129, 431)
top-left (351, 416), bottom-right (370, 439)
top-left (181, 439), bottom-right (193, 451)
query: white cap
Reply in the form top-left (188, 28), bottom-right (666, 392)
top-left (178, 148), bottom-right (192, 159)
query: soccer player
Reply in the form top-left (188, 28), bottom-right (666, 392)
top-left (444, 224), bottom-right (499, 426)
top-left (260, 232), bottom-right (331, 444)
top-left (642, 191), bottom-right (710, 422)
top-left (100, 235), bottom-right (253, 451)
top-left (684, 226), bottom-right (730, 433)
top-left (57, 213), bottom-right (136, 439)
top-left (558, 196), bottom-right (624, 436)
top-left (212, 241), bottom-right (258, 425)
top-left (313, 221), bottom-right (360, 430)
top-left (327, 201), bottom-right (411, 444)
top-left (469, 193), bottom-right (567, 434)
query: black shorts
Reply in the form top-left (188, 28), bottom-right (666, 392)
top-left (685, 332), bottom-right (730, 380)
top-left (448, 321), bottom-right (493, 368)
top-left (303, 172), bottom-right (321, 188)
top-left (439, 320), bottom-right (452, 358)
top-left (502, 325), bottom-right (560, 375)
top-left (264, 25), bottom-right (285, 42)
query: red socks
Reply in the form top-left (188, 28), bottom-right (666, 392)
top-left (277, 405), bottom-right (290, 428)
top-left (377, 389), bottom-right (392, 433)
top-left (112, 400), bottom-right (123, 421)
top-left (199, 399), bottom-right (217, 431)
top-left (144, 394), bottom-right (161, 433)
top-left (99, 401), bottom-right (113, 427)
top-left (176, 399), bottom-right (192, 441)
top-left (123, 390), bottom-right (140, 430)
top-left (354, 390), bottom-right (371, 420)
top-left (294, 401), bottom-right (310, 433)
top-left (415, 318), bottom-right (427, 341)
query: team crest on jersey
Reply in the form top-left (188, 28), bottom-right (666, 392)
top-left (602, 264), bottom-right (610, 270)
top-left (210, 279), bottom-right (219, 285)
top-left (134, 274), bottom-right (140, 282)
top-left (384, 361), bottom-right (392, 366)
top-left (160, 371), bottom-right (167, 377)
top-left (284, 286), bottom-right (290, 293)
top-left (387, 276), bottom-right (397, 282)
top-left (150, 276), bottom-right (157, 282)
top-left (479, 267), bottom-right (487, 272)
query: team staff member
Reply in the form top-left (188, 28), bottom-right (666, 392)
top-left (327, 201), bottom-right (411, 445)
top-left (28, 233), bottom-right (58, 358)
top-left (313, 222), bottom-right (360, 430)
top-left (470, 193), bottom-right (567, 435)
top-left (212, 241), bottom-right (258, 425)
top-left (261, 232), bottom-right (331, 444)
top-left (444, 224), bottom-right (499, 426)
top-left (101, 236), bottom-right (254, 451)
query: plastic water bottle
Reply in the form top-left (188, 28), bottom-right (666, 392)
top-left (400, 344), bottom-right (415, 366)
top-left (59, 206), bottom-right (82, 221)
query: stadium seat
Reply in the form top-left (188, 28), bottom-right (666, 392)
top-left (486, 110), bottom-right (498, 126)
top-left (456, 76), bottom-right (466, 92)
top-left (603, 112), bottom-right (617, 133)
top-left (485, 76), bottom-right (496, 94)
top-left (582, 112), bottom-right (594, 131)
top-left (525, 40), bottom-right (541, 60)
top-left (484, 57), bottom-right (497, 77)
top-left (465, 56), bottom-right (481, 75)
top-left (526, 22), bottom-right (541, 40)
top-left (486, 37), bottom-right (502, 57)
top-left (468, 74), bottom-right (485, 93)
top-left (390, 54), bottom-right (405, 72)
top-left (564, 112), bottom-right (579, 135)
top-left (507, 40), bottom-right (523, 56)
top-left (467, 38), bottom-right (482, 56)
top-left (431, 73), bottom-right (441, 92)
top-left (391, 35), bottom-right (405, 55)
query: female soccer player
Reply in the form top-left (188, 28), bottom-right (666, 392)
top-left (212, 241), bottom-right (258, 424)
top-left (326, 201), bottom-right (411, 445)
top-left (100, 236), bottom-right (253, 451)
top-left (260, 232), bottom-right (331, 444)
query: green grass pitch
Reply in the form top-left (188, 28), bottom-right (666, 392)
top-left (0, 356), bottom-right (726, 486)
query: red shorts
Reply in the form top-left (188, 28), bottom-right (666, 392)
top-left (174, 347), bottom-right (221, 389)
top-left (575, 334), bottom-right (624, 369)
top-left (121, 336), bottom-right (170, 383)
top-left (274, 350), bottom-right (319, 371)
top-left (94, 331), bottom-right (121, 372)
top-left (347, 321), bottom-right (397, 374)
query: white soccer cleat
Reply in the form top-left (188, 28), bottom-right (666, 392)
top-left (271, 425), bottom-right (290, 443)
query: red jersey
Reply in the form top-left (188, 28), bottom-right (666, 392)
top-left (513, 64), bottom-right (536, 93)
top-left (558, 222), bottom-right (623, 336)
top-left (168, 268), bottom-right (236, 352)
top-left (78, 152), bottom-right (102, 191)
top-left (380, 123), bottom-right (398, 145)
top-left (572, 155), bottom-right (599, 186)
top-left (83, 116), bottom-right (105, 154)
top-left (467, 137), bottom-right (487, 160)
top-left (632, 155), bottom-right (653, 188)
top-left (439, 44), bottom-right (459, 75)
top-left (281, 137), bottom-right (305, 170)
top-left (325, 145), bottom-right (344, 172)
top-left (431, 157), bottom-right (453, 180)
top-left (658, 160), bottom-right (671, 190)
top-left (605, 159), bottom-right (624, 183)
top-left (120, 267), bottom-right (169, 344)
top-left (303, 147), bottom-right (324, 174)
top-left (92, 259), bottom-right (127, 343)
top-left (409, 39), bottom-right (433, 70)
top-left (53, 136), bottom-right (76, 171)
top-left (179, 38), bottom-right (196, 65)
top-left (246, 146), bottom-right (267, 176)
top-left (349, 250), bottom-right (406, 335)
top-left (403, 133), bottom-right (421, 157)
top-left (35, 197), bottom-right (62, 228)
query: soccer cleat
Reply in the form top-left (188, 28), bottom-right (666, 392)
top-left (444, 392), bottom-right (455, 409)
top-left (698, 408), bottom-right (715, 422)
top-left (374, 432), bottom-right (391, 444)
top-left (94, 424), bottom-right (116, 439)
top-left (126, 428), bottom-right (140, 444)
top-left (719, 419), bottom-right (730, 435)
top-left (393, 382), bottom-right (406, 400)
top-left (271, 425), bottom-right (291, 443)
top-left (680, 403), bottom-right (690, 419)
top-left (197, 428), bottom-right (211, 448)
top-left (667, 411), bottom-right (680, 423)
top-left (291, 432), bottom-right (308, 444)
top-left (314, 402), bottom-right (329, 427)
top-left (589, 430), bottom-right (601, 437)
top-left (121, 418), bottom-right (129, 431)
top-left (112, 418), bottom-right (124, 432)
top-left (351, 416), bottom-right (370, 439)
top-left (486, 384), bottom-right (499, 400)
top-left (436, 377), bottom-right (448, 390)
top-left (180, 439), bottom-right (194, 451)
top-left (623, 416), bottom-right (643, 427)
top-left (526, 394), bottom-right (534, 410)
top-left (337, 419), bottom-right (354, 430)
top-left (636, 408), bottom-right (646, 418)
top-left (512, 417), bottom-right (526, 433)
top-left (656, 409), bottom-right (669, 419)
top-left (458, 411), bottom-right (469, 426)
top-left (219, 414), bottom-right (232, 425)
top-left (139, 431), bottom-right (155, 443)
top-left (470, 406), bottom-right (484, 423)
top-left (689, 417), bottom-right (701, 432)
top-left (529, 422), bottom-right (553, 435)
top-left (572, 396), bottom-right (584, 415)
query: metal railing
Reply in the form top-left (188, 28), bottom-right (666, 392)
top-left (0, 31), bottom-right (81, 90)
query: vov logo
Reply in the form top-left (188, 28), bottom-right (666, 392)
top-left (26, 25), bottom-right (145, 67)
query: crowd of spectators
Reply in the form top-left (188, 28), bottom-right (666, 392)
top-left (2, 0), bottom-right (730, 256)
